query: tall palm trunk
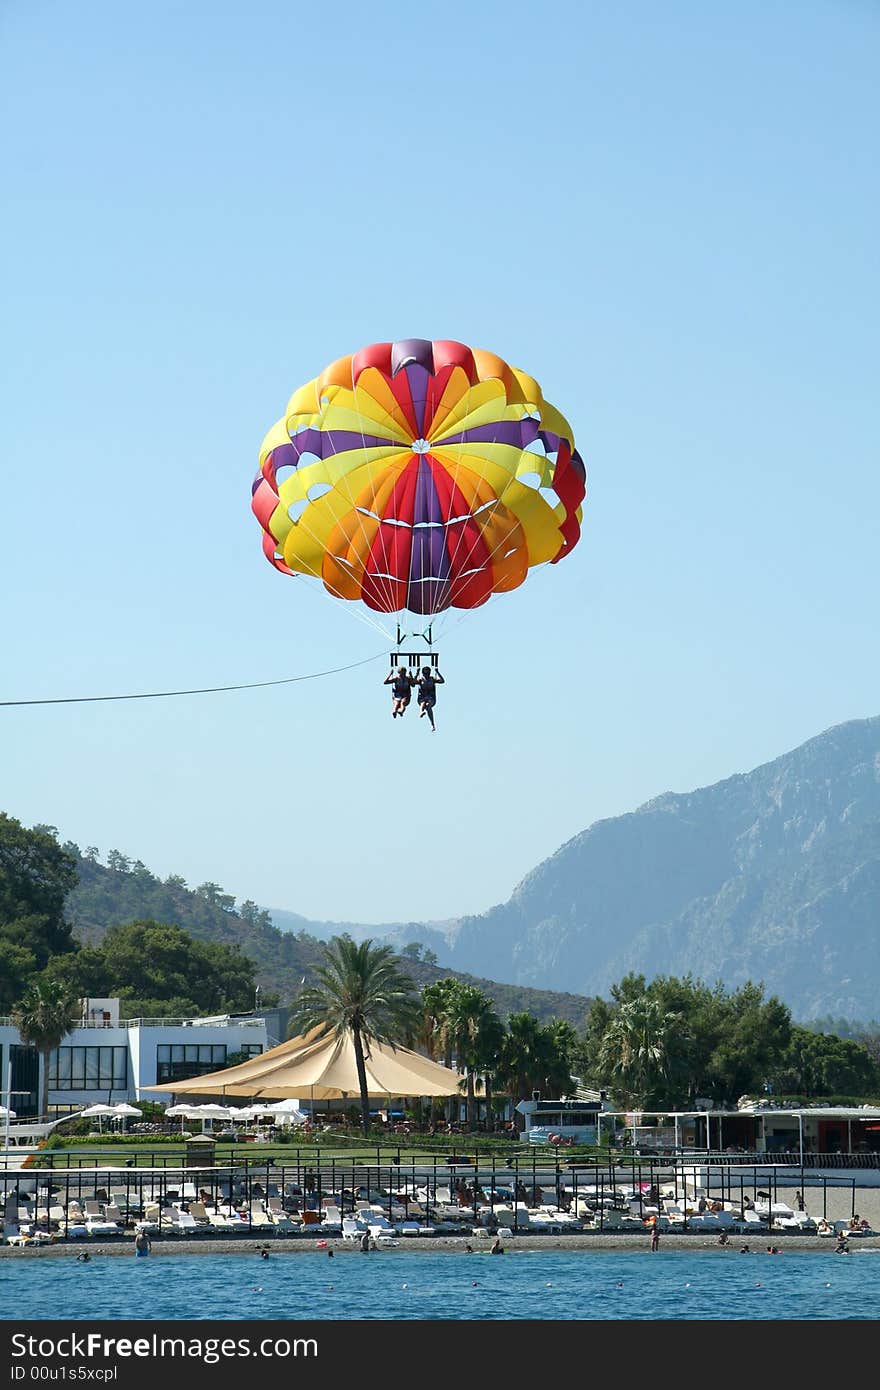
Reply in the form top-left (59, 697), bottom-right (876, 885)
top-left (351, 1024), bottom-right (371, 1135)
top-left (466, 1072), bottom-right (475, 1129)
top-left (443, 1040), bottom-right (453, 1124)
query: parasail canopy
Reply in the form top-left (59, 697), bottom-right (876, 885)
top-left (252, 338), bottom-right (586, 616)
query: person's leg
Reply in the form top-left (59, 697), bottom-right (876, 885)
top-left (426, 702), bottom-right (436, 730)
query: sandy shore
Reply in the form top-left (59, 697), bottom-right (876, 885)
top-left (4, 1230), bottom-right (879, 1259)
top-left (3, 1234), bottom-right (879, 1258)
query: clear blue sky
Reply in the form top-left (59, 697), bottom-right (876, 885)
top-left (1, 1), bottom-right (877, 924)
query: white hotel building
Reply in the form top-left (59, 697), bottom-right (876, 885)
top-left (0, 997), bottom-right (273, 1120)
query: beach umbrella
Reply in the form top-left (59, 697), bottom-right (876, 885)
top-left (112, 1103), bottom-right (142, 1133)
top-left (163, 1103), bottom-right (202, 1133)
top-left (260, 1100), bottom-right (309, 1126)
top-left (79, 1103), bottom-right (117, 1134)
top-left (191, 1103), bottom-right (231, 1132)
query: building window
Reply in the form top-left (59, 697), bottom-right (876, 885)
top-left (48, 1046), bottom-right (128, 1092)
top-left (155, 1044), bottom-right (227, 1084)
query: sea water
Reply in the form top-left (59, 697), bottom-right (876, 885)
top-left (3, 1248), bottom-right (878, 1321)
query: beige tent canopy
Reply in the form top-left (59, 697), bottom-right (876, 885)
top-left (143, 1027), bottom-right (465, 1101)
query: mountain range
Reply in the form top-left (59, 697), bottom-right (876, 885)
top-left (66, 857), bottom-right (594, 1028)
top-left (269, 716), bottom-right (880, 1021)
top-left (64, 714), bottom-right (880, 1023)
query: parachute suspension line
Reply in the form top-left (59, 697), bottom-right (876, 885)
top-left (270, 430), bottom-right (396, 643)
top-left (284, 545), bottom-right (396, 644)
top-left (389, 621), bottom-right (440, 674)
top-left (0, 651), bottom-right (388, 708)
top-left (415, 515), bottom-right (553, 662)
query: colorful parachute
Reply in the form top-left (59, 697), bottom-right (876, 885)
top-left (251, 338), bottom-right (586, 615)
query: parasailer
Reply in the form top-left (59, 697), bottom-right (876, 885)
top-left (251, 337), bottom-right (586, 708)
top-left (384, 665), bottom-right (414, 718)
top-left (415, 665), bottom-right (444, 733)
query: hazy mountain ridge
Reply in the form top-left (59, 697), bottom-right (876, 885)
top-left (436, 717), bottom-right (880, 1018)
top-left (65, 858), bottom-right (592, 1026)
top-left (268, 906), bottom-right (456, 949)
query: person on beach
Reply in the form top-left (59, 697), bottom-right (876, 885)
top-left (718, 1230), bottom-right (730, 1247)
top-left (416, 666), bottom-right (444, 731)
top-left (650, 1222), bottom-right (660, 1252)
top-left (384, 666), bottom-right (414, 718)
top-left (835, 1231), bottom-right (849, 1253)
top-left (134, 1230), bottom-right (151, 1258)
top-left (490, 1236), bottom-right (504, 1254)
top-left (794, 1191), bottom-right (805, 1212)
top-left (360, 1231), bottom-right (371, 1252)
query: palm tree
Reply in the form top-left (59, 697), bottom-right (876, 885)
top-left (496, 1013), bottom-right (542, 1119)
top-left (287, 937), bottom-right (420, 1135)
top-left (418, 979), bottom-right (461, 1127)
top-left (12, 978), bottom-right (77, 1119)
top-left (444, 985), bottom-right (503, 1128)
top-left (595, 995), bottom-right (680, 1109)
top-left (494, 1013), bottom-right (576, 1129)
top-left (419, 979), bottom-right (460, 1067)
top-left (542, 1019), bottom-right (578, 1096)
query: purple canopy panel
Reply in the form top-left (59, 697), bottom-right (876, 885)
top-left (407, 457), bottom-right (451, 613)
top-left (403, 362), bottom-right (431, 438)
top-left (391, 339), bottom-right (434, 377)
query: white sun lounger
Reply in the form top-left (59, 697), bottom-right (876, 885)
top-left (169, 1208), bottom-right (199, 1232)
top-left (84, 1217), bottom-right (122, 1237)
